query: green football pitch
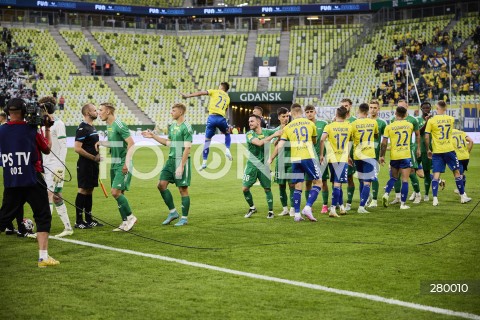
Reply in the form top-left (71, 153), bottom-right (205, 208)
top-left (1, 144), bottom-right (479, 319)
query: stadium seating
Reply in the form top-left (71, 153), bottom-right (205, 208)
top-left (268, 76), bottom-right (294, 91)
top-left (255, 33), bottom-right (280, 58)
top-left (294, 96), bottom-right (319, 107)
top-left (179, 34), bottom-right (248, 90)
top-left (230, 77), bottom-right (258, 92)
top-left (319, 15), bottom-right (454, 107)
top-left (288, 25), bottom-right (361, 76)
top-left (450, 12), bottom-right (480, 50)
top-left (11, 28), bottom-right (78, 78)
top-left (10, 28), bottom-right (140, 126)
top-left (93, 32), bottom-right (251, 129)
top-left (35, 76), bottom-right (140, 125)
top-left (59, 29), bottom-right (98, 59)
top-left (92, 32), bottom-right (200, 129)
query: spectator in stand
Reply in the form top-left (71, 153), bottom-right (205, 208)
top-left (58, 95), bottom-right (65, 111)
top-left (104, 62), bottom-right (111, 76)
top-left (91, 59), bottom-right (96, 75)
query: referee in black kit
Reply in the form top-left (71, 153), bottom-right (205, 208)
top-left (0, 98), bottom-right (60, 267)
top-left (74, 103), bottom-right (103, 229)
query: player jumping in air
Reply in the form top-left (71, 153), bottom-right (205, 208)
top-left (180, 82), bottom-right (232, 170)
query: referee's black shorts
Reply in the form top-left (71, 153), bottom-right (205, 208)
top-left (77, 159), bottom-right (99, 189)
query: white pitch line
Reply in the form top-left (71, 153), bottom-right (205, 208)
top-left (52, 237), bottom-right (480, 320)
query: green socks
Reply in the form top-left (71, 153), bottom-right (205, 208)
top-left (160, 189), bottom-right (176, 211)
top-left (322, 190), bottom-right (329, 205)
top-left (181, 196), bottom-right (190, 217)
top-left (116, 195), bottom-right (132, 220)
top-left (372, 180), bottom-right (379, 200)
top-left (410, 173), bottom-right (420, 193)
top-left (424, 173), bottom-right (431, 196)
top-left (279, 185), bottom-right (288, 207)
top-left (265, 190), bottom-right (273, 211)
top-left (347, 186), bottom-right (355, 204)
top-left (243, 190), bottom-right (254, 207)
top-left (394, 178), bottom-right (401, 193)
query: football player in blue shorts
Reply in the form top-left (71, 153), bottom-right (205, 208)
top-left (424, 101), bottom-right (471, 206)
top-left (269, 104), bottom-right (320, 222)
top-left (380, 106), bottom-right (414, 210)
top-left (180, 82), bottom-right (232, 170)
top-left (320, 106), bottom-right (353, 217)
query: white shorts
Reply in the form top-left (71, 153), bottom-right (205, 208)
top-left (43, 161), bottom-right (65, 191)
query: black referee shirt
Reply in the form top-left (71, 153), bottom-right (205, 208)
top-left (75, 121), bottom-right (99, 159)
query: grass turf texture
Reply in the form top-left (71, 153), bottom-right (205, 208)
top-left (1, 144), bottom-right (479, 319)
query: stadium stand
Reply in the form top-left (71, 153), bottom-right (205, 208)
top-left (178, 34), bottom-right (248, 89)
top-left (288, 25), bottom-right (361, 76)
top-left (59, 29), bottom-right (98, 59)
top-left (255, 33), bottom-right (281, 58)
top-left (92, 32), bottom-right (198, 129)
top-left (10, 28), bottom-right (140, 126)
top-left (445, 12), bottom-right (479, 50)
top-left (319, 15), bottom-right (456, 107)
top-left (10, 28), bottom-right (78, 79)
top-left (93, 32), bottom-right (252, 129)
top-left (268, 76), bottom-right (294, 91)
top-left (36, 76), bottom-right (139, 125)
top-left (368, 14), bottom-right (480, 106)
top-left (230, 77), bottom-right (258, 92)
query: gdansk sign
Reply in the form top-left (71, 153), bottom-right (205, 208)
top-left (229, 91), bottom-right (293, 104)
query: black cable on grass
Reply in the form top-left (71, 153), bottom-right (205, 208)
top-left (42, 179), bottom-right (480, 249)
top-left (37, 178), bottom-right (222, 251)
top-left (36, 153), bottom-right (479, 250)
top-left (416, 200), bottom-right (480, 246)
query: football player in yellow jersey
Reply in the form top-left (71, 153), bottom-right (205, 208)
top-left (451, 128), bottom-right (473, 197)
top-left (268, 104), bottom-right (320, 222)
top-left (305, 104), bottom-right (330, 214)
top-left (425, 101), bottom-right (471, 206)
top-left (350, 103), bottom-right (379, 214)
top-left (379, 106), bottom-right (413, 210)
top-left (320, 106), bottom-right (353, 217)
top-left (390, 99), bottom-right (422, 205)
top-left (180, 82), bottom-right (232, 170)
